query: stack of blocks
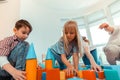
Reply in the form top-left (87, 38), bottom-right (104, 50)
top-left (37, 59), bottom-right (106, 80)
top-left (25, 44), bottom-right (120, 80)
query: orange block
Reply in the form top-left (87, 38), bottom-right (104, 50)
top-left (98, 71), bottom-right (105, 79)
top-left (46, 68), bottom-right (60, 80)
top-left (37, 68), bottom-right (46, 80)
top-left (26, 59), bottom-right (37, 80)
top-left (77, 70), bottom-right (83, 78)
top-left (82, 70), bottom-right (96, 80)
top-left (45, 59), bottom-right (53, 70)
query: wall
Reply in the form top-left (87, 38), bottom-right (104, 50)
top-left (20, 0), bottom-right (115, 63)
top-left (0, 0), bottom-right (20, 40)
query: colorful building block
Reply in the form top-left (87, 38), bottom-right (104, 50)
top-left (26, 43), bottom-right (37, 80)
top-left (104, 69), bottom-right (120, 80)
top-left (82, 70), bottom-right (96, 80)
top-left (46, 68), bottom-right (60, 80)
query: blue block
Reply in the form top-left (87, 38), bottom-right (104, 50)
top-left (111, 65), bottom-right (120, 79)
top-left (104, 69), bottom-right (120, 80)
top-left (67, 77), bottom-right (83, 80)
top-left (78, 65), bottom-right (90, 70)
top-left (42, 72), bottom-right (46, 80)
top-left (101, 65), bottom-right (112, 69)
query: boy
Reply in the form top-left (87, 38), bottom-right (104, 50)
top-left (0, 19), bottom-right (32, 80)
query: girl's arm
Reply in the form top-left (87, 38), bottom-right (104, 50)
top-left (73, 53), bottom-right (79, 71)
top-left (61, 54), bottom-right (73, 68)
top-left (61, 54), bottom-right (74, 75)
top-left (84, 46), bottom-right (102, 71)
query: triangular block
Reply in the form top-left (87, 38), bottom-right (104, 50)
top-left (26, 43), bottom-right (37, 59)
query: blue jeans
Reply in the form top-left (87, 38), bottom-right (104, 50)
top-left (0, 41), bottom-right (29, 77)
top-left (82, 49), bottom-right (98, 65)
top-left (46, 48), bottom-right (66, 70)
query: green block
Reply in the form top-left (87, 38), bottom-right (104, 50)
top-left (104, 69), bottom-right (120, 80)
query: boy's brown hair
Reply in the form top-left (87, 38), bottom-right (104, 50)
top-left (15, 19), bottom-right (32, 33)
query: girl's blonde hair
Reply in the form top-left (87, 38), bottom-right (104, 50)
top-left (62, 20), bottom-right (83, 57)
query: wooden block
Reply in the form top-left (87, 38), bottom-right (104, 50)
top-left (98, 71), bottom-right (105, 79)
top-left (26, 59), bottom-right (37, 80)
top-left (46, 68), bottom-right (60, 80)
top-left (45, 59), bottom-right (53, 70)
top-left (77, 70), bottom-right (83, 78)
top-left (37, 68), bottom-right (46, 80)
top-left (82, 70), bottom-right (96, 80)
top-left (60, 71), bottom-right (66, 80)
top-left (104, 69), bottom-right (120, 80)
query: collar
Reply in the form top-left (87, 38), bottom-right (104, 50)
top-left (13, 35), bottom-right (21, 42)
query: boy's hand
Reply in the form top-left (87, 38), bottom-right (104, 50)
top-left (12, 69), bottom-right (26, 80)
top-left (99, 23), bottom-right (109, 29)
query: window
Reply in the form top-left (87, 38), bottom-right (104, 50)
top-left (112, 12), bottom-right (120, 25)
top-left (109, 0), bottom-right (120, 25)
top-left (79, 28), bottom-right (87, 38)
top-left (89, 19), bottom-right (109, 46)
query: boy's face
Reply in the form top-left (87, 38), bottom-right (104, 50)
top-left (14, 26), bottom-right (30, 41)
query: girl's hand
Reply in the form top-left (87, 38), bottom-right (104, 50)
top-left (91, 64), bottom-right (102, 72)
top-left (64, 65), bottom-right (77, 76)
top-left (11, 69), bottom-right (26, 80)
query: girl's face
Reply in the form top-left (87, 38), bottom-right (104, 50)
top-left (14, 26), bottom-right (30, 41)
top-left (65, 25), bottom-right (76, 42)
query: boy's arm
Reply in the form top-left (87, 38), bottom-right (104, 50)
top-left (0, 56), bottom-right (9, 68)
top-left (0, 56), bottom-right (26, 80)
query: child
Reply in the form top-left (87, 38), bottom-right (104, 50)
top-left (82, 36), bottom-right (99, 66)
top-left (0, 19), bottom-right (32, 80)
top-left (46, 20), bottom-right (101, 76)
top-left (99, 23), bottom-right (120, 65)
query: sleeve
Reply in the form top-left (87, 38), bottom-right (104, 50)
top-left (51, 39), bottom-right (65, 54)
top-left (0, 37), bottom-right (11, 56)
top-left (57, 40), bottom-right (65, 54)
top-left (0, 56), bottom-right (9, 68)
top-left (73, 46), bottom-right (79, 53)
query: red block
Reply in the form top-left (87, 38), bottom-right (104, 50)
top-left (98, 71), bottom-right (105, 79)
top-left (37, 68), bottom-right (46, 80)
top-left (46, 68), bottom-right (60, 80)
top-left (82, 70), bottom-right (96, 80)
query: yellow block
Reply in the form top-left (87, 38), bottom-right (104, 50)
top-left (26, 59), bottom-right (37, 80)
top-left (60, 71), bottom-right (65, 80)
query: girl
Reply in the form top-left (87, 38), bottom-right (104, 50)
top-left (46, 20), bottom-right (101, 76)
